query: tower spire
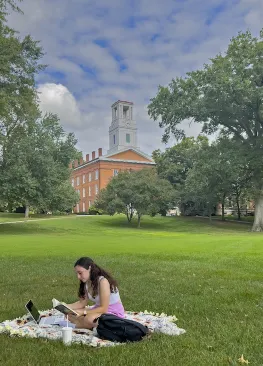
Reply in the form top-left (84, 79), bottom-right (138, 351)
top-left (107, 100), bottom-right (139, 154)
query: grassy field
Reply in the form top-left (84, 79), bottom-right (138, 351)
top-left (211, 215), bottom-right (254, 223)
top-left (0, 212), bottom-right (71, 223)
top-left (0, 215), bottom-right (262, 366)
top-left (0, 213), bottom-right (26, 222)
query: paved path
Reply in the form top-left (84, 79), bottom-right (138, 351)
top-left (0, 216), bottom-right (77, 225)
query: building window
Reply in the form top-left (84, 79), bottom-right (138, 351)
top-left (89, 200), bottom-right (92, 208)
top-left (126, 133), bottom-right (130, 143)
top-left (123, 106), bottom-right (129, 119)
top-left (95, 184), bottom-right (99, 195)
top-left (82, 202), bottom-right (86, 212)
top-left (113, 135), bottom-right (116, 144)
top-left (77, 177), bottom-right (80, 186)
top-left (88, 172), bottom-right (92, 182)
top-left (95, 169), bottom-right (99, 180)
top-left (71, 178), bottom-right (74, 187)
top-left (113, 169), bottom-right (119, 176)
top-left (83, 188), bottom-right (85, 198)
top-left (76, 203), bottom-right (79, 213)
top-left (89, 186), bottom-right (91, 196)
top-left (83, 174), bottom-right (85, 184)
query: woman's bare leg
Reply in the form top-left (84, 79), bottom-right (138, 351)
top-left (74, 313), bottom-right (101, 329)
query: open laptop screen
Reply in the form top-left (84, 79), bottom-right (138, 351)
top-left (25, 300), bottom-right (40, 322)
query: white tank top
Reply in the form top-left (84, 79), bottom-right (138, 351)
top-left (85, 276), bottom-right (121, 305)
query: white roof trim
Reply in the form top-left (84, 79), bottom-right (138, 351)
top-left (104, 147), bottom-right (153, 162)
top-left (72, 155), bottom-right (155, 171)
top-left (99, 158), bottom-right (155, 165)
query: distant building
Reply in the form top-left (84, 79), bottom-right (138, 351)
top-left (70, 100), bottom-right (155, 213)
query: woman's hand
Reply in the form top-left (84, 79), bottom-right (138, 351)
top-left (67, 309), bottom-right (84, 323)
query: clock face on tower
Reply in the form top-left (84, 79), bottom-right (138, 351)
top-left (125, 120), bottom-right (131, 127)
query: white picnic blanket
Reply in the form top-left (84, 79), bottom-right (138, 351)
top-left (0, 309), bottom-right (186, 347)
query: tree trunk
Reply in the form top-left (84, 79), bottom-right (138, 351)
top-left (7, 202), bottom-right (13, 213)
top-left (221, 194), bottom-right (225, 221)
top-left (137, 214), bottom-right (141, 228)
top-left (126, 204), bottom-right (134, 223)
top-left (25, 205), bottom-right (30, 219)
top-left (208, 205), bottom-right (212, 223)
top-left (252, 189), bottom-right (263, 232)
top-left (236, 195), bottom-right (241, 221)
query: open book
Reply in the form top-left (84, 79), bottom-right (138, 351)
top-left (52, 298), bottom-right (79, 316)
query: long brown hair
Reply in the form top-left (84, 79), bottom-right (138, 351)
top-left (74, 257), bottom-right (118, 298)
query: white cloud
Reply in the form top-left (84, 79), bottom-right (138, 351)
top-left (37, 84), bottom-right (82, 129)
top-left (6, 0), bottom-right (263, 156)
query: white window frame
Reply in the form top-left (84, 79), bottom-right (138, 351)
top-left (89, 172), bottom-right (92, 182)
top-left (77, 176), bottom-right (80, 186)
top-left (113, 169), bottom-right (119, 176)
top-left (95, 184), bottom-right (98, 195)
top-left (89, 200), bottom-right (92, 208)
top-left (95, 169), bottom-right (99, 180)
top-left (76, 203), bottom-right (79, 213)
top-left (89, 186), bottom-right (91, 196)
top-left (82, 202), bottom-right (86, 212)
top-left (83, 174), bottom-right (85, 184)
top-left (83, 188), bottom-right (85, 198)
top-left (71, 178), bottom-right (74, 187)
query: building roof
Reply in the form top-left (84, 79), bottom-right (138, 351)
top-left (104, 147), bottom-right (153, 161)
top-left (111, 100), bottom-right (134, 107)
top-left (72, 148), bottom-right (155, 171)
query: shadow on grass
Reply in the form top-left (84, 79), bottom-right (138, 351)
top-left (0, 223), bottom-right (69, 236)
top-left (101, 215), bottom-right (252, 234)
top-left (0, 215), bottom-right (253, 237)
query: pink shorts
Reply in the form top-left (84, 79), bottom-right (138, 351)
top-left (89, 301), bottom-right (125, 318)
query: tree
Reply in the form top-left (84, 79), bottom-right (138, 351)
top-left (152, 136), bottom-right (209, 215)
top-left (95, 171), bottom-right (136, 222)
top-left (0, 113), bottom-right (80, 217)
top-left (152, 136), bottom-right (209, 187)
top-left (0, 0), bottom-right (47, 212)
top-left (95, 168), bottom-right (176, 227)
top-left (0, 0), bottom-right (45, 151)
top-left (187, 139), bottom-right (253, 220)
top-left (183, 142), bottom-right (229, 221)
top-left (148, 29), bottom-right (263, 231)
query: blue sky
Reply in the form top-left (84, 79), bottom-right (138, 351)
top-left (8, 0), bottom-right (263, 156)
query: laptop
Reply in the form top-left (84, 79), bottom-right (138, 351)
top-left (25, 300), bottom-right (65, 326)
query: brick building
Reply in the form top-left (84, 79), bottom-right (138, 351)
top-left (70, 100), bottom-right (155, 213)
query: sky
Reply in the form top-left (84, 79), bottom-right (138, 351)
top-left (7, 0), bottom-right (263, 157)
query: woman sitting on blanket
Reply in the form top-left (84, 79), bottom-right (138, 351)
top-left (67, 257), bottom-right (125, 329)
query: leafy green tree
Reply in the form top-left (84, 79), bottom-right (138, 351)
top-left (152, 136), bottom-right (209, 187)
top-left (148, 29), bottom-right (263, 231)
top-left (95, 168), bottom-right (176, 227)
top-left (152, 136), bottom-right (209, 215)
top-left (0, 0), bottom-right (45, 152)
top-left (0, 113), bottom-right (79, 217)
top-left (216, 139), bottom-right (253, 220)
top-left (0, 0), bottom-right (47, 213)
top-left (185, 139), bottom-right (253, 220)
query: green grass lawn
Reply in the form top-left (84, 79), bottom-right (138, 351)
top-left (0, 212), bottom-right (26, 222)
top-left (0, 212), bottom-right (72, 223)
top-left (0, 215), bottom-right (262, 366)
top-left (211, 215), bottom-right (254, 223)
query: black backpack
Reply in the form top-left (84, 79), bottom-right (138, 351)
top-left (96, 314), bottom-right (150, 343)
